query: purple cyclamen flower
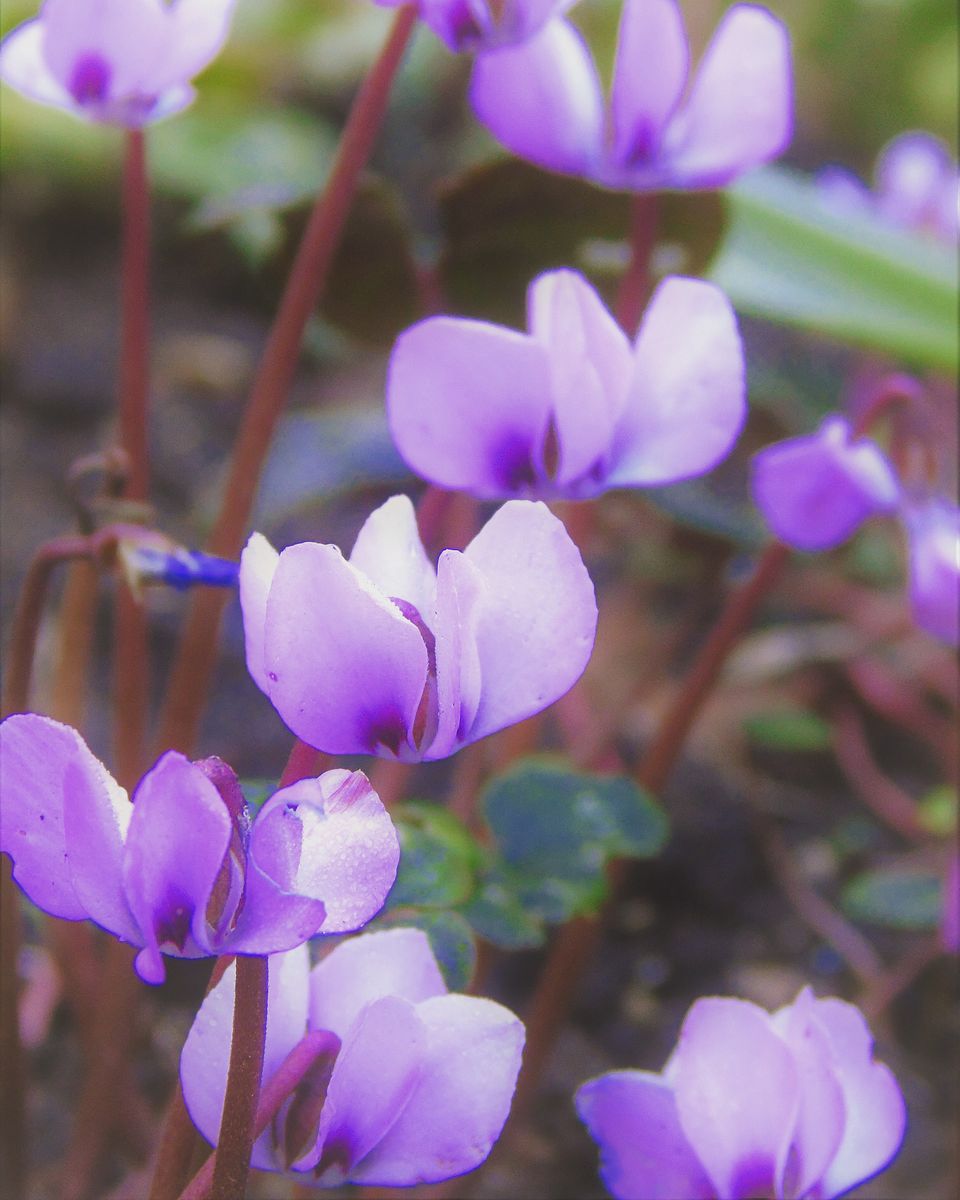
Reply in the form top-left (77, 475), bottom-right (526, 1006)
top-left (374, 0), bottom-right (576, 53)
top-left (0, 0), bottom-right (235, 126)
top-left (388, 270), bottom-right (745, 499)
top-left (818, 132), bottom-right (959, 243)
top-left (576, 987), bottom-right (906, 1200)
top-left (0, 713), bottom-right (399, 984)
top-left (181, 927), bottom-right (524, 1186)
top-left (751, 414), bottom-right (960, 644)
top-left (240, 495), bottom-right (598, 760)
top-left (469, 0), bottom-right (792, 191)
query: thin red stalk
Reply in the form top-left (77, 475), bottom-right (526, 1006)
top-left (0, 859), bottom-right (25, 1194)
top-left (155, 5), bottom-right (418, 758)
top-left (118, 129), bottom-right (151, 502)
top-left (615, 193), bottom-right (659, 335)
top-left (177, 1031), bottom-right (337, 1200)
top-left (210, 955), bottom-right (268, 1200)
top-left (279, 738), bottom-right (328, 788)
top-left (51, 561), bottom-right (100, 727)
top-left (833, 705), bottom-right (926, 842)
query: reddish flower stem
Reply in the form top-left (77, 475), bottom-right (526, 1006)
top-left (209, 955), bottom-right (268, 1200)
top-left (177, 1031), bottom-right (338, 1200)
top-left (615, 193), bottom-right (659, 335)
top-left (278, 738), bottom-right (328, 788)
top-left (118, 128), bottom-right (151, 503)
top-left (0, 858), bottom-right (25, 1195)
top-left (154, 5), bottom-right (418, 758)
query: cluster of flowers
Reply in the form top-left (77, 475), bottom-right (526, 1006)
top-left (4, 0), bottom-right (949, 1195)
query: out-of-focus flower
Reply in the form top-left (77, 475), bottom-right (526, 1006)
top-left (576, 987), bottom-right (906, 1200)
top-left (181, 927), bottom-right (524, 1186)
top-left (818, 132), bottom-right (959, 243)
top-left (0, 0), bottom-right (235, 126)
top-left (941, 852), bottom-right (959, 954)
top-left (374, 0), bottom-right (576, 52)
top-left (469, 0), bottom-right (791, 190)
top-left (388, 270), bottom-right (745, 499)
top-left (750, 414), bottom-right (959, 644)
top-left (240, 495), bottom-right (597, 761)
top-left (0, 713), bottom-right (399, 984)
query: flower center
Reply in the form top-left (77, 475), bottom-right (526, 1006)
top-left (68, 53), bottom-right (112, 105)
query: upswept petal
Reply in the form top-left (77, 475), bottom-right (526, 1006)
top-left (122, 752), bottom-right (232, 983)
top-left (527, 270), bottom-right (633, 486)
top-left (306, 995), bottom-right (426, 1179)
top-left (459, 501), bottom-right (597, 744)
top-left (387, 316), bottom-right (553, 496)
top-left (469, 20), bottom-right (605, 177)
top-left (0, 21), bottom-right (74, 109)
top-left (262, 542), bottom-right (428, 757)
top-left (349, 495), bottom-right (437, 626)
top-left (0, 713), bottom-right (128, 922)
top-left (607, 278), bottom-right (745, 487)
top-left (808, 997), bottom-right (907, 1198)
top-left (751, 417), bottom-right (901, 552)
top-left (239, 532), bottom-right (280, 694)
top-left (503, 0), bottom-right (579, 43)
top-left (876, 132), bottom-right (957, 235)
top-left (575, 1070), bottom-right (714, 1200)
top-left (904, 499), bottom-right (960, 645)
top-left (672, 997), bottom-right (800, 1200)
top-left (663, 5), bottom-right (792, 188)
top-left (261, 771), bottom-right (399, 933)
top-left (41, 0), bottom-right (170, 100)
top-left (429, 550), bottom-right (485, 760)
top-left (180, 947), bottom-right (311, 1172)
top-left (309, 928), bottom-right (447, 1042)
top-left (162, 0), bottom-right (235, 84)
top-left (610, 0), bottom-right (689, 168)
top-left (347, 993), bottom-right (524, 1186)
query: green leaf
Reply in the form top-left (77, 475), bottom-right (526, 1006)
top-left (459, 868), bottom-right (546, 950)
top-left (373, 910), bottom-right (477, 992)
top-left (841, 866), bottom-right (942, 930)
top-left (918, 786), bottom-right (958, 838)
top-left (386, 803), bottom-right (479, 911)
top-left (711, 167), bottom-right (959, 374)
top-left (743, 709), bottom-right (833, 753)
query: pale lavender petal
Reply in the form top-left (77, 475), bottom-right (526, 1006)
top-left (387, 317), bottom-right (553, 496)
top-left (163, 0), bottom-right (235, 82)
top-left (262, 542), bottom-right (428, 758)
top-left (469, 20), bottom-right (605, 177)
top-left (180, 946), bottom-right (310, 1171)
top-left (527, 269), bottom-right (633, 487)
top-left (41, 0), bottom-right (170, 102)
top-left (305, 995), bottom-right (426, 1180)
top-left (610, 0), bottom-right (689, 167)
top-left (816, 165), bottom-right (873, 217)
top-left (769, 988), bottom-right (846, 1199)
top-left (347, 993), bottom-right (524, 1186)
top-left (904, 499), bottom-right (960, 645)
top-left (607, 278), bottom-right (745, 487)
top-left (501, 0), bottom-right (578, 43)
top-left (261, 770), bottom-right (399, 933)
top-left (809, 997), bottom-right (907, 1197)
top-left (429, 550), bottom-right (485, 760)
top-left (576, 1071), bottom-right (714, 1200)
top-left (0, 21), bottom-right (74, 109)
top-left (239, 532), bottom-right (280, 694)
top-left (940, 853), bottom-right (959, 954)
top-left (672, 997), bottom-right (800, 1200)
top-left (122, 752), bottom-right (231, 984)
top-left (751, 416), bottom-right (901, 551)
top-left (309, 928), bottom-right (447, 1042)
top-left (348, 496), bottom-right (437, 626)
top-left (0, 713), bottom-right (128, 922)
top-left (664, 5), bottom-right (792, 187)
top-left (459, 500), bottom-right (597, 745)
top-left (876, 132), bottom-right (958, 238)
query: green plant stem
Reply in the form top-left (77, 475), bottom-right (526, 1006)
top-left (154, 4), bottom-right (418, 758)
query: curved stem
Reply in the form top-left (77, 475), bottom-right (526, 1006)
top-left (155, 5), bottom-right (418, 758)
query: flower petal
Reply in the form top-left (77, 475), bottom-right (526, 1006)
top-left (41, 0), bottom-right (171, 102)
top-left (262, 542), bottom-right (428, 758)
top-left (0, 20), bottom-right (74, 110)
top-left (575, 1070), bottom-right (714, 1200)
top-left (0, 713), bottom-right (129, 924)
top-left (606, 277), bottom-right (745, 487)
top-left (672, 997), bottom-right (800, 1200)
top-left (610, 0), bottom-right (689, 168)
top-left (809, 997), bottom-right (907, 1197)
top-left (347, 993), bottom-right (524, 1186)
top-left (751, 417), bottom-right (901, 552)
top-left (309, 928), bottom-right (447, 1042)
top-left (664, 5), bottom-right (792, 188)
top-left (180, 946), bottom-right (310, 1172)
top-left (348, 495), bottom-right (437, 626)
top-left (387, 316), bottom-right (553, 496)
top-left (162, 0), bottom-right (235, 83)
top-left (122, 752), bottom-right (232, 984)
top-left (904, 499), bottom-right (960, 645)
top-left (469, 19), bottom-right (605, 177)
top-left (239, 532), bottom-right (280, 694)
top-left (459, 500), bottom-right (597, 745)
top-left (429, 550), bottom-right (485, 760)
